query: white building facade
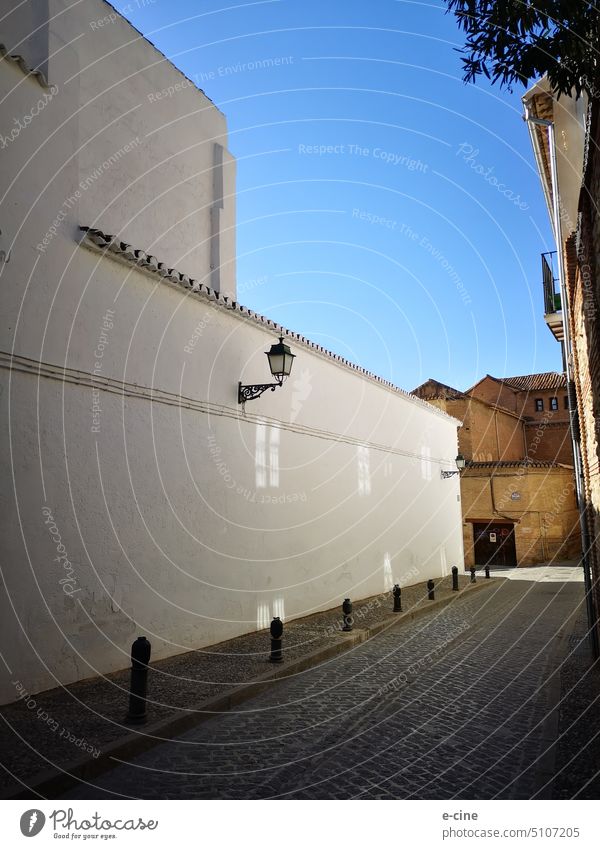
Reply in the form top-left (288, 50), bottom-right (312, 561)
top-left (0, 0), bottom-right (463, 704)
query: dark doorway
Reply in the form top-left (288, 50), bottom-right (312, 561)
top-left (473, 521), bottom-right (517, 568)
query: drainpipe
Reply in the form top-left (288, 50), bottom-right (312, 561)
top-left (524, 104), bottom-right (599, 658)
top-left (494, 411), bottom-right (501, 459)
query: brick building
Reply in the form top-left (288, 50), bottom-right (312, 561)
top-left (468, 373), bottom-right (574, 466)
top-left (523, 80), bottom-right (600, 652)
top-left (413, 375), bottom-right (581, 568)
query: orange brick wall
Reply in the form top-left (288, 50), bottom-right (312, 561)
top-left (441, 396), bottom-right (524, 462)
top-left (524, 421), bottom-right (574, 465)
top-left (493, 408), bottom-right (526, 461)
top-left (470, 376), bottom-right (518, 412)
top-left (519, 389), bottom-right (570, 421)
top-left (470, 378), bottom-right (569, 422)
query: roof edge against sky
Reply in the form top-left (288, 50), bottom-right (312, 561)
top-left (415, 376), bottom-right (525, 421)
top-left (466, 371), bottom-right (565, 395)
top-left (101, 0), bottom-right (224, 117)
top-left (522, 78), bottom-right (556, 231)
top-left (79, 227), bottom-right (462, 427)
top-left (501, 371), bottom-right (566, 391)
top-left (465, 373), bottom-right (517, 395)
top-left (411, 378), bottom-right (465, 398)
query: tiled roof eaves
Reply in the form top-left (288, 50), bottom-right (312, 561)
top-left (467, 372), bottom-right (566, 393)
top-left (0, 43), bottom-right (49, 86)
top-left (79, 227), bottom-right (460, 426)
top-left (523, 419), bottom-right (569, 428)
top-left (502, 372), bottom-right (566, 391)
top-left (465, 460), bottom-right (571, 469)
top-left (581, 97), bottom-right (595, 194)
top-left (522, 84), bottom-right (554, 217)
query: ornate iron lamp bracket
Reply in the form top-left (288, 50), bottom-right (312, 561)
top-left (238, 380), bottom-right (282, 405)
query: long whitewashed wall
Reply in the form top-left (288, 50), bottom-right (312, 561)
top-left (0, 0), bottom-right (463, 704)
top-left (1, 262), bottom-right (464, 702)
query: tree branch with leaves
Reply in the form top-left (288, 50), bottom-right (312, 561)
top-left (445, 1), bottom-right (600, 97)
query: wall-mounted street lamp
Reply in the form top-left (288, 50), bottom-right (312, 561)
top-left (441, 453), bottom-right (466, 479)
top-left (238, 336), bottom-right (296, 404)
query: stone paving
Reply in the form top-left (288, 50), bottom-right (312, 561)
top-left (551, 606), bottom-right (600, 799)
top-left (62, 571), bottom-right (586, 800)
top-left (0, 573), bottom-right (471, 795)
top-left (480, 563), bottom-right (584, 584)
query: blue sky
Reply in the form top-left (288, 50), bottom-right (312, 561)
top-left (115, 0), bottom-right (558, 392)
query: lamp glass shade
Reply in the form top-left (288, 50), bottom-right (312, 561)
top-left (455, 453), bottom-right (466, 470)
top-left (266, 337), bottom-right (295, 378)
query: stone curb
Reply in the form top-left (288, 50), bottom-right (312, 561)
top-left (6, 579), bottom-right (499, 800)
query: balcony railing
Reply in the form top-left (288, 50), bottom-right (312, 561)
top-left (541, 251), bottom-right (564, 342)
top-left (542, 251), bottom-right (561, 314)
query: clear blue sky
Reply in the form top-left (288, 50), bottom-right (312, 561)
top-left (114, 0), bottom-right (558, 392)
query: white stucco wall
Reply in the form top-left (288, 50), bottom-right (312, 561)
top-left (0, 1), bottom-right (463, 704)
top-left (1, 280), bottom-right (464, 703)
top-left (0, 0), bottom-right (236, 303)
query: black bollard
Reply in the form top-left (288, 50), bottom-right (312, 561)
top-left (126, 636), bottom-right (151, 725)
top-left (485, 563), bottom-right (490, 579)
top-left (342, 598), bottom-right (353, 632)
top-left (452, 565), bottom-right (459, 592)
top-left (269, 616), bottom-right (283, 663)
top-left (427, 579), bottom-right (435, 601)
top-left (393, 583), bottom-right (402, 613)
top-left (470, 567), bottom-right (476, 583)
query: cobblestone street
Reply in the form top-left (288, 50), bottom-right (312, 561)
top-left (63, 573), bottom-right (587, 800)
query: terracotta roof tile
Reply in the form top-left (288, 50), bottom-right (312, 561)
top-left (501, 372), bottom-right (566, 391)
top-left (0, 43), bottom-right (49, 86)
top-left (465, 459), bottom-right (570, 469)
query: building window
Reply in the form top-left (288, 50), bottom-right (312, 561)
top-left (550, 397), bottom-right (558, 411)
top-left (564, 395), bottom-right (569, 410)
top-left (535, 398), bottom-right (544, 412)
